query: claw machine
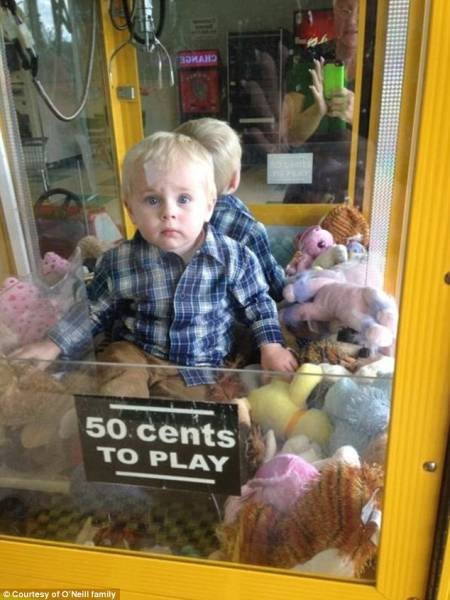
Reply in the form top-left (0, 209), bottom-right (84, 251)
top-left (0, 0), bottom-right (449, 599)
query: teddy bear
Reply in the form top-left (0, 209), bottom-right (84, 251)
top-left (285, 226), bottom-right (336, 275)
top-left (40, 251), bottom-right (71, 284)
top-left (280, 271), bottom-right (398, 350)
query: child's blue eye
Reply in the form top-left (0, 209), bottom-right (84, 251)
top-left (178, 194), bottom-right (191, 205)
top-left (144, 196), bottom-right (159, 206)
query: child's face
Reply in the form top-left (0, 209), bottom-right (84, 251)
top-left (126, 157), bottom-right (215, 258)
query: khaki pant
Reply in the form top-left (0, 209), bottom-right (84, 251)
top-left (96, 341), bottom-right (214, 401)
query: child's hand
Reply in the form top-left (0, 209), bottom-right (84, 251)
top-left (9, 338), bottom-right (61, 365)
top-left (260, 343), bottom-right (298, 373)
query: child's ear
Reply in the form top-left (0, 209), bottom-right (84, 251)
top-left (226, 169), bottom-right (241, 194)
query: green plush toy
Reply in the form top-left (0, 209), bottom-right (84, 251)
top-left (248, 364), bottom-right (332, 446)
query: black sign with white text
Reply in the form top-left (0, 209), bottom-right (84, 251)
top-left (74, 395), bottom-right (241, 495)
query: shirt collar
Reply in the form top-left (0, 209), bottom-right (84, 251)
top-left (196, 224), bottom-right (225, 265)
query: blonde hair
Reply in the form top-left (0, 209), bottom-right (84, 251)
top-left (122, 131), bottom-right (217, 201)
top-left (175, 118), bottom-right (242, 195)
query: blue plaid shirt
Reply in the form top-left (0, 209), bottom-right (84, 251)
top-left (210, 194), bottom-right (285, 301)
top-left (50, 226), bottom-right (283, 385)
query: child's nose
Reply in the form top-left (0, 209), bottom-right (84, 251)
top-left (160, 199), bottom-right (177, 219)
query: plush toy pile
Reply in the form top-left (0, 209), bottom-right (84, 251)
top-left (281, 206), bottom-right (397, 354)
top-left (214, 358), bottom-right (391, 576)
top-left (0, 209), bottom-right (397, 578)
top-left (214, 205), bottom-right (396, 576)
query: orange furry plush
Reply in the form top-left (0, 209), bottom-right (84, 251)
top-left (273, 462), bottom-right (383, 576)
top-left (218, 461), bottom-right (384, 577)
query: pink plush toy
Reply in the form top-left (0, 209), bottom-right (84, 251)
top-left (41, 252), bottom-right (71, 283)
top-left (0, 277), bottom-right (59, 348)
top-left (281, 271), bottom-right (398, 349)
top-left (285, 226), bottom-right (335, 275)
top-left (224, 454), bottom-right (319, 524)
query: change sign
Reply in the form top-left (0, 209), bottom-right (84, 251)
top-left (75, 395), bottom-right (241, 495)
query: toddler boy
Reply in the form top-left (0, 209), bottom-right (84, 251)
top-left (175, 118), bottom-right (285, 301)
top-left (14, 132), bottom-right (296, 399)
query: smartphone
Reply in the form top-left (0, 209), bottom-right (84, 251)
top-left (323, 61), bottom-right (345, 99)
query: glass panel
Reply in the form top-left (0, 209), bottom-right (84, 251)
top-left (0, 0), bottom-right (415, 588)
top-left (4, 0), bottom-right (124, 259)
top-left (0, 358), bottom-right (391, 581)
top-left (134, 0), bottom-right (376, 206)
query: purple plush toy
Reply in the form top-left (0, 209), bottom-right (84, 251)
top-left (281, 271), bottom-right (398, 349)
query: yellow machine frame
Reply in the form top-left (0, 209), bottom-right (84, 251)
top-left (0, 0), bottom-right (449, 598)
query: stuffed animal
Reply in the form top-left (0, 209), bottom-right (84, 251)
top-left (0, 361), bottom-right (77, 475)
top-left (0, 322), bottom-right (19, 355)
top-left (280, 434), bottom-right (323, 463)
top-left (281, 272), bottom-right (398, 350)
top-left (311, 243), bottom-right (348, 269)
top-left (0, 277), bottom-right (59, 348)
top-left (0, 246), bottom-right (89, 350)
top-left (217, 454), bottom-right (320, 565)
top-left (285, 226), bottom-right (334, 275)
top-left (320, 205), bottom-right (370, 247)
top-left (322, 377), bottom-right (391, 455)
top-left (218, 458), bottom-right (384, 577)
top-left (272, 461), bottom-right (383, 576)
top-left (296, 339), bottom-right (360, 371)
top-left (247, 365), bottom-right (333, 447)
top-left (40, 252), bottom-right (71, 284)
top-left (224, 454), bottom-right (319, 521)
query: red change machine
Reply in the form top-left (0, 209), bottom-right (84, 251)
top-left (177, 49), bottom-right (221, 121)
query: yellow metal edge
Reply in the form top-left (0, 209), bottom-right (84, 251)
top-left (347, 0), bottom-right (367, 204)
top-left (0, 119), bottom-right (17, 276)
top-left (0, 1), bottom-right (448, 599)
top-left (376, 0), bottom-right (450, 597)
top-left (0, 194), bottom-right (15, 278)
top-left (383, 0), bottom-right (428, 296)
top-left (248, 203), bottom-right (333, 225)
top-left (98, 0), bottom-right (144, 239)
top-left (0, 537), bottom-right (382, 600)
top-left (437, 530), bottom-right (450, 600)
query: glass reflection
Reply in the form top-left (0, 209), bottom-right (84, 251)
top-left (4, 0), bottom-right (123, 258)
top-left (140, 0), bottom-right (373, 206)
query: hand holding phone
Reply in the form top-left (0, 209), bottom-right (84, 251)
top-left (323, 61), bottom-right (345, 99)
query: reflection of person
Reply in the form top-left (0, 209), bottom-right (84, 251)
top-left (237, 47), bottom-right (290, 157)
top-left (282, 0), bottom-right (359, 203)
top-left (175, 117), bottom-right (285, 300)
top-left (13, 132), bottom-right (296, 394)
